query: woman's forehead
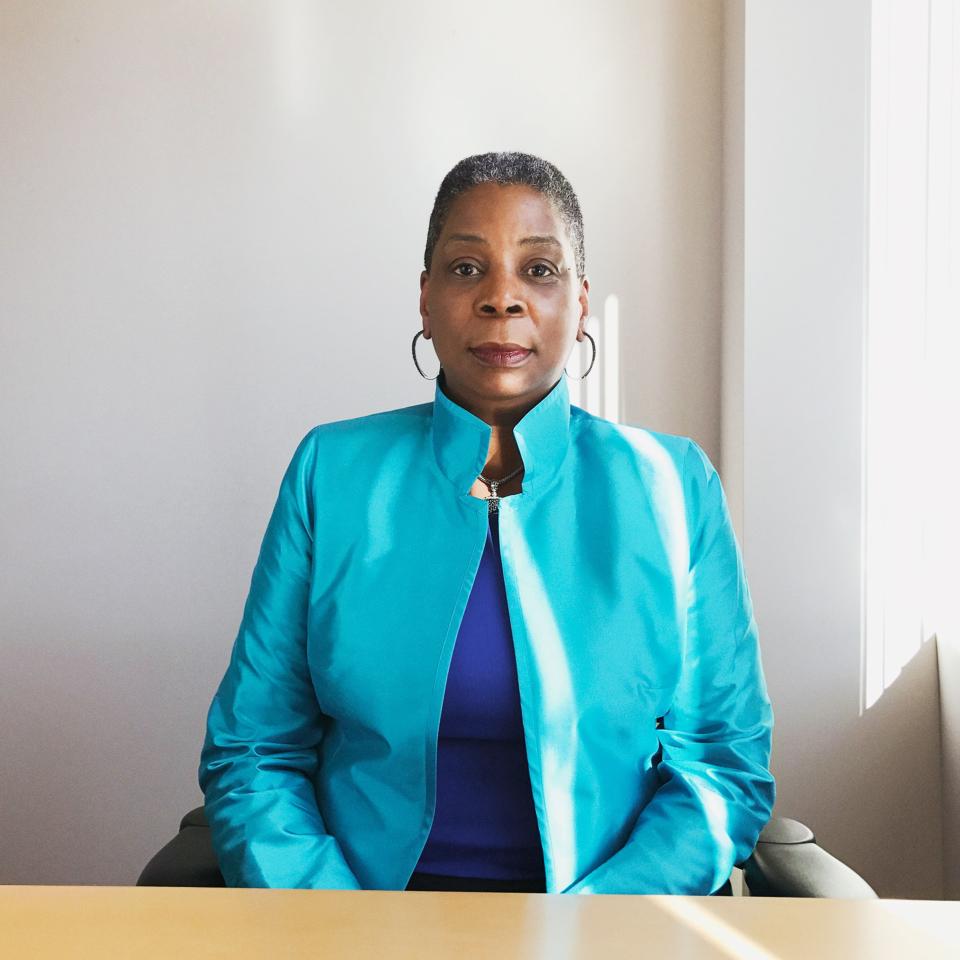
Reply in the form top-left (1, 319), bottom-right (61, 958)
top-left (440, 183), bottom-right (569, 246)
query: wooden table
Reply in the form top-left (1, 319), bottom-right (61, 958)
top-left (3, 886), bottom-right (958, 959)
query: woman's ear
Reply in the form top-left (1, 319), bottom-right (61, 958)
top-left (419, 270), bottom-right (431, 337)
top-left (578, 275), bottom-right (590, 337)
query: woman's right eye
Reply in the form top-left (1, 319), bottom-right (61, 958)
top-left (453, 263), bottom-right (480, 277)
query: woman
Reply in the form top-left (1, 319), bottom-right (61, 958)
top-left (198, 152), bottom-right (776, 896)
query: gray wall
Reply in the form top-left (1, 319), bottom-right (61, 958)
top-left (0, 1), bottom-right (726, 884)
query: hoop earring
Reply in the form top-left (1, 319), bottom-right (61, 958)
top-left (412, 329), bottom-right (441, 381)
top-left (564, 330), bottom-right (596, 380)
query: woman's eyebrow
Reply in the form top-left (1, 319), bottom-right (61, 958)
top-left (444, 233), bottom-right (563, 248)
top-left (519, 235), bottom-right (563, 248)
top-left (444, 233), bottom-right (487, 246)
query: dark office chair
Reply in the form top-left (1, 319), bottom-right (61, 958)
top-left (137, 805), bottom-right (878, 896)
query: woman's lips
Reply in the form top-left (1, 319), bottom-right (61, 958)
top-left (469, 347), bottom-right (532, 367)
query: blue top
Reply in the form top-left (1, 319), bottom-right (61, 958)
top-left (413, 508), bottom-right (546, 881)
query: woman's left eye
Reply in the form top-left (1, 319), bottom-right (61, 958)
top-left (528, 263), bottom-right (555, 278)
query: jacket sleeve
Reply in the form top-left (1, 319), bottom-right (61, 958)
top-left (197, 428), bottom-right (362, 889)
top-left (563, 439), bottom-right (776, 895)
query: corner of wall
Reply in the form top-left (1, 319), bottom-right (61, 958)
top-left (720, 0), bottom-right (745, 543)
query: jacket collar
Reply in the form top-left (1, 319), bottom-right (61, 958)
top-left (430, 369), bottom-right (572, 497)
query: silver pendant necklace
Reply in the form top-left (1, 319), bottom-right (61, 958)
top-left (478, 465), bottom-right (524, 514)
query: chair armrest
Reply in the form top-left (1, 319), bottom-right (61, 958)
top-left (137, 805), bottom-right (225, 887)
top-left (739, 817), bottom-right (877, 898)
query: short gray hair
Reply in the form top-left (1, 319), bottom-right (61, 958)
top-left (424, 152), bottom-right (585, 280)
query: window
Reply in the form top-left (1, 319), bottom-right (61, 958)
top-left (862, 0), bottom-right (960, 711)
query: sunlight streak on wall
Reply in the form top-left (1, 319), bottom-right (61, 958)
top-left (567, 294), bottom-right (621, 423)
top-left (603, 294), bottom-right (621, 423)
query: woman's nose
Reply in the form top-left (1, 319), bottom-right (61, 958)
top-left (475, 268), bottom-right (526, 316)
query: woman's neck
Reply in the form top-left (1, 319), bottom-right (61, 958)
top-left (483, 425), bottom-right (524, 479)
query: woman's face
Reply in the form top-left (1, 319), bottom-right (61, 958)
top-left (419, 182), bottom-right (589, 423)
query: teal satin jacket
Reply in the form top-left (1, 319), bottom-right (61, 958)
top-left (198, 373), bottom-right (776, 894)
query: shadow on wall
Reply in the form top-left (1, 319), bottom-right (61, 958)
top-left (938, 630), bottom-right (960, 900)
